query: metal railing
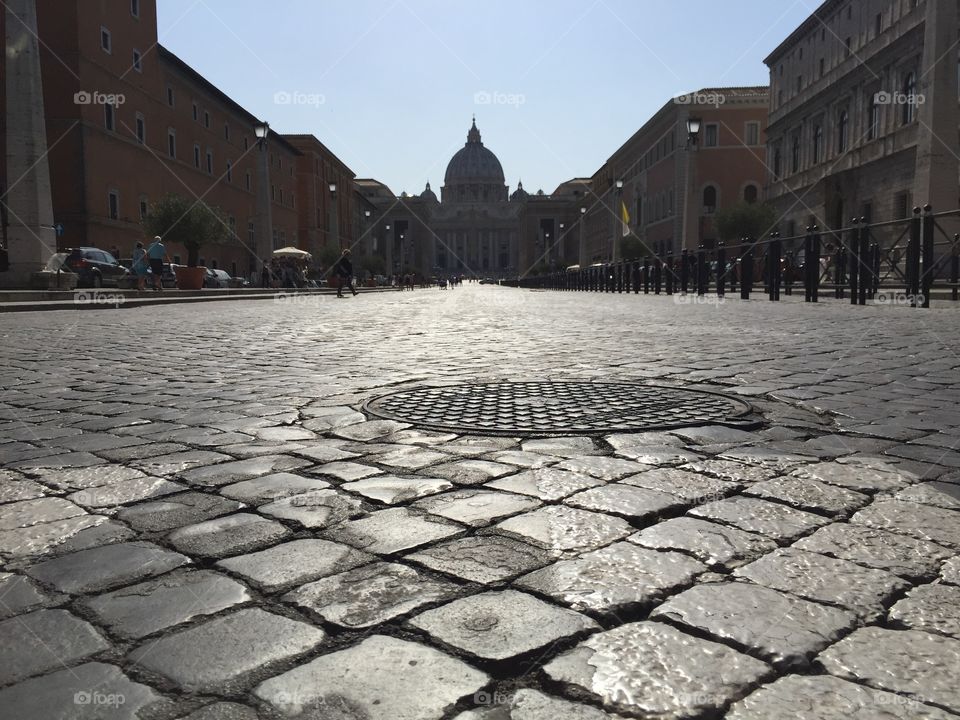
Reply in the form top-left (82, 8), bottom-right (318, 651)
top-left (507, 206), bottom-right (960, 308)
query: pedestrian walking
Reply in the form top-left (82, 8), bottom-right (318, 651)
top-left (131, 241), bottom-right (149, 292)
top-left (333, 248), bottom-right (357, 298)
top-left (146, 236), bottom-right (168, 291)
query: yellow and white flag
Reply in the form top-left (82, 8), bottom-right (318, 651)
top-left (621, 201), bottom-right (631, 236)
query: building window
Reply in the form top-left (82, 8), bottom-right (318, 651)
top-left (204, 111), bottom-right (210, 129)
top-left (224, 123), bottom-right (230, 141)
top-left (819, 58), bottom-right (825, 78)
top-left (108, 190), bottom-right (119, 220)
top-left (702, 186), bottom-right (718, 214)
top-left (844, 37), bottom-right (852, 58)
top-left (271, 185), bottom-right (276, 200)
top-left (868, 93), bottom-right (880, 140)
top-left (773, 147), bottom-right (782, 178)
top-left (104, 103), bottom-right (115, 131)
top-left (704, 124), bottom-right (719, 147)
top-left (895, 191), bottom-right (911, 219)
top-left (139, 196), bottom-right (148, 219)
top-left (875, 13), bottom-right (882, 36)
top-left (791, 133), bottom-right (801, 173)
top-left (132, 49), bottom-right (142, 73)
top-left (167, 87), bottom-right (175, 107)
top-left (194, 144), bottom-right (201, 168)
top-left (745, 122), bottom-right (760, 146)
top-left (744, 184), bottom-right (758, 204)
top-left (837, 110), bottom-right (849, 153)
top-left (135, 113), bottom-right (145, 144)
top-left (812, 124), bottom-right (823, 163)
top-left (796, 75), bottom-right (802, 93)
top-left (902, 71), bottom-right (917, 124)
top-left (245, 171), bottom-right (251, 191)
top-left (192, 102), bottom-right (198, 121)
top-left (226, 161), bottom-right (232, 183)
top-left (131, 0), bottom-right (140, 17)
top-left (244, 137), bottom-right (249, 151)
top-left (206, 149), bottom-right (213, 174)
top-left (248, 222), bottom-right (255, 246)
top-left (167, 128), bottom-right (176, 158)
top-left (100, 26), bottom-right (111, 53)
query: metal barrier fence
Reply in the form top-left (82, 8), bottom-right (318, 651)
top-left (508, 206), bottom-right (960, 308)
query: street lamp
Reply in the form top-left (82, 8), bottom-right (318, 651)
top-left (253, 120), bottom-right (272, 274)
top-left (255, 121), bottom-right (269, 147)
top-left (579, 207), bottom-right (587, 266)
top-left (681, 116), bottom-right (702, 253)
top-left (612, 179), bottom-right (624, 262)
top-left (328, 182), bottom-right (339, 249)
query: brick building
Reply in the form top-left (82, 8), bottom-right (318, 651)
top-left (764, 0), bottom-right (959, 236)
top-left (1, 0), bottom-right (357, 278)
top-left (583, 87), bottom-right (769, 263)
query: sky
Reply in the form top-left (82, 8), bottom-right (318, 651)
top-left (156, 0), bottom-right (813, 195)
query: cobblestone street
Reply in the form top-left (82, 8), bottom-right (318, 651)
top-left (2, 285), bottom-right (960, 719)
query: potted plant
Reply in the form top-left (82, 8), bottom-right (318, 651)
top-left (143, 193), bottom-right (228, 290)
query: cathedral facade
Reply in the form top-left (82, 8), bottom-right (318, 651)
top-left (356, 120), bottom-right (587, 279)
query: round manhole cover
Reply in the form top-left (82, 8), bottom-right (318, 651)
top-left (363, 382), bottom-right (756, 436)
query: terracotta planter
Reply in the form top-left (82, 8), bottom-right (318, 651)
top-left (174, 266), bottom-right (206, 290)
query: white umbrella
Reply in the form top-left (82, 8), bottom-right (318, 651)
top-left (272, 246), bottom-right (312, 259)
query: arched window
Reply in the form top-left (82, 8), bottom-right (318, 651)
top-left (837, 110), bottom-right (849, 153)
top-left (744, 184), bottom-right (758, 204)
top-left (812, 125), bottom-right (823, 163)
top-left (703, 185), bottom-right (718, 213)
top-left (791, 134), bottom-right (801, 173)
top-left (902, 71), bottom-right (917, 124)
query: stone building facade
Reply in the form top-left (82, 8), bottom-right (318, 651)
top-left (764, 0), bottom-right (959, 237)
top-left (359, 120), bottom-right (586, 279)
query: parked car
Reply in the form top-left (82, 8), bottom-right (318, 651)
top-left (63, 247), bottom-right (129, 288)
top-left (204, 268), bottom-right (232, 288)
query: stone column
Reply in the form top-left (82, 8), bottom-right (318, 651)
top-left (913, 0), bottom-right (959, 214)
top-left (1, 0), bottom-right (56, 288)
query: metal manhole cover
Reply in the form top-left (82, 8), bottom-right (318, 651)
top-left (363, 382), bottom-right (756, 436)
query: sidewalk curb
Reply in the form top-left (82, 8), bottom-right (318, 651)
top-left (0, 288), bottom-right (398, 313)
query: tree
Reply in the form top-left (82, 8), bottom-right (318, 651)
top-left (620, 236), bottom-right (646, 260)
top-left (714, 202), bottom-right (778, 243)
top-left (143, 194), bottom-right (228, 267)
top-left (359, 254), bottom-right (385, 276)
top-left (317, 244), bottom-right (341, 271)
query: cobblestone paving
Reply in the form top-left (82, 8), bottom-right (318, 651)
top-left (1, 286), bottom-right (960, 719)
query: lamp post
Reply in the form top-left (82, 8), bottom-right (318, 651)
top-left (611, 179), bottom-right (624, 262)
top-left (681, 116), bottom-right (702, 253)
top-left (578, 206), bottom-right (587, 266)
top-left (559, 222), bottom-right (565, 264)
top-left (254, 121), bottom-right (273, 274)
top-left (363, 209), bottom-right (371, 257)
top-left (385, 223), bottom-right (391, 274)
top-left (328, 182), bottom-right (338, 251)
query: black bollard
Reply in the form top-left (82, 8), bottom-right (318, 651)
top-left (922, 205), bottom-right (934, 308)
top-left (741, 241), bottom-right (753, 300)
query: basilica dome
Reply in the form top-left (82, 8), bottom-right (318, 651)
top-left (442, 120), bottom-right (508, 202)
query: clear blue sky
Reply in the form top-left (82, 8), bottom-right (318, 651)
top-left (157, 0), bottom-right (811, 194)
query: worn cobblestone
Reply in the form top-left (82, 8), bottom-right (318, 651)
top-left (4, 289), bottom-right (960, 716)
